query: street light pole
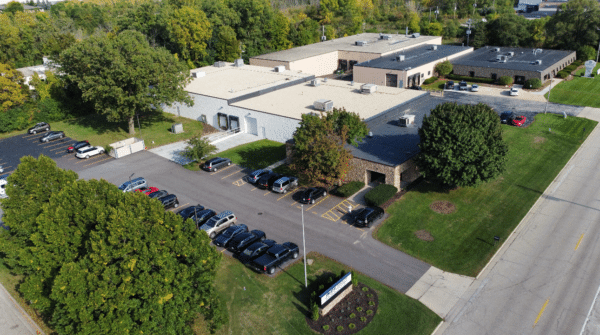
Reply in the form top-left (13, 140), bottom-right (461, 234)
top-left (544, 77), bottom-right (553, 114)
top-left (466, 20), bottom-right (472, 47)
top-left (596, 28), bottom-right (600, 63)
top-left (301, 204), bottom-right (307, 288)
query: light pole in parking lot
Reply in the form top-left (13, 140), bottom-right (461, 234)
top-left (129, 173), bottom-right (134, 184)
top-left (301, 204), bottom-right (307, 288)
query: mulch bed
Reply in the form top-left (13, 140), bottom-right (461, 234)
top-left (306, 283), bottom-right (379, 335)
top-left (429, 201), bottom-right (456, 214)
top-left (414, 229), bottom-right (434, 241)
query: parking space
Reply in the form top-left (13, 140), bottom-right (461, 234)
top-left (0, 132), bottom-right (114, 174)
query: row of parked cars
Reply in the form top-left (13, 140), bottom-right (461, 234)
top-left (29, 122), bottom-right (105, 159)
top-left (118, 177), bottom-right (180, 209)
top-left (445, 80), bottom-right (479, 92)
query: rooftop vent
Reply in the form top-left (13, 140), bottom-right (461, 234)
top-left (191, 71), bottom-right (205, 78)
top-left (494, 47), bottom-right (501, 52)
top-left (396, 55), bottom-right (405, 62)
top-left (534, 48), bottom-right (543, 55)
top-left (535, 59), bottom-right (542, 65)
top-left (234, 59), bottom-right (244, 67)
top-left (361, 84), bottom-right (377, 94)
top-left (496, 55), bottom-right (507, 63)
top-left (431, 45), bottom-right (438, 50)
top-left (411, 33), bottom-right (420, 38)
top-left (355, 40), bottom-right (368, 46)
top-left (274, 65), bottom-right (286, 72)
top-left (311, 79), bottom-right (321, 87)
top-left (314, 99), bottom-right (333, 111)
top-left (398, 115), bottom-right (415, 127)
top-left (214, 61), bottom-right (227, 67)
top-left (379, 34), bottom-right (392, 40)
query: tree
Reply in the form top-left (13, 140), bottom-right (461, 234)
top-left (578, 45), bottom-right (596, 61)
top-left (181, 135), bottom-right (217, 163)
top-left (470, 21), bottom-right (488, 48)
top-left (486, 14), bottom-right (531, 47)
top-left (434, 60), bottom-right (453, 77)
top-left (290, 113), bottom-right (353, 187)
top-left (4, 1), bottom-right (24, 14)
top-left (545, 0), bottom-right (600, 51)
top-left (59, 30), bottom-right (193, 135)
top-left (0, 156), bottom-right (225, 334)
top-left (324, 107), bottom-right (369, 146)
top-left (0, 62), bottom-right (28, 111)
top-left (165, 6), bottom-right (212, 66)
top-left (213, 25), bottom-right (241, 62)
top-left (415, 102), bottom-right (508, 187)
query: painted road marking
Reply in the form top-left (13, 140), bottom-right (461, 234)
top-left (321, 199), bottom-right (358, 222)
top-left (222, 169), bottom-right (243, 180)
top-left (211, 165), bottom-right (234, 175)
top-left (277, 191), bottom-right (295, 201)
top-left (305, 195), bottom-right (329, 211)
top-left (533, 299), bottom-right (549, 327)
top-left (82, 156), bottom-right (112, 167)
top-left (39, 140), bottom-right (68, 148)
top-left (250, 187), bottom-right (259, 192)
top-left (170, 203), bottom-right (188, 212)
top-left (575, 233), bottom-right (585, 250)
top-left (233, 178), bottom-right (247, 186)
top-left (263, 190), bottom-right (272, 196)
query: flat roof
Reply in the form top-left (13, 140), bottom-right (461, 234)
top-left (451, 46), bottom-right (574, 72)
top-left (250, 33), bottom-right (440, 62)
top-left (355, 44), bottom-right (472, 71)
top-left (230, 79), bottom-right (427, 121)
top-left (347, 95), bottom-right (444, 166)
top-left (184, 63), bottom-right (313, 100)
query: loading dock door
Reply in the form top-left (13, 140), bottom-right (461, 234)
top-left (245, 116), bottom-right (258, 135)
top-left (385, 74), bottom-right (398, 87)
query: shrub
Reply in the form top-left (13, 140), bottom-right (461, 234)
top-left (356, 306), bottom-right (363, 312)
top-left (104, 145), bottom-right (114, 155)
top-left (323, 325), bottom-right (330, 331)
top-left (423, 76), bottom-right (438, 85)
top-left (365, 184), bottom-right (398, 206)
top-left (0, 105), bottom-right (31, 133)
top-left (446, 74), bottom-right (494, 84)
top-left (337, 325), bottom-right (344, 332)
top-left (334, 181), bottom-right (364, 197)
top-left (33, 98), bottom-right (69, 123)
top-left (497, 76), bottom-right (513, 86)
top-left (349, 323), bottom-right (356, 329)
top-left (351, 271), bottom-right (358, 287)
top-left (361, 317), bottom-right (367, 322)
top-left (366, 310), bottom-right (373, 315)
top-left (523, 78), bottom-right (542, 89)
top-left (181, 136), bottom-right (215, 163)
top-left (367, 293), bottom-right (373, 298)
top-left (311, 302), bottom-right (319, 321)
top-left (362, 286), bottom-right (369, 292)
top-left (556, 71), bottom-right (569, 79)
top-left (577, 45), bottom-right (596, 61)
top-left (434, 60), bottom-right (453, 77)
top-left (350, 313), bottom-right (356, 319)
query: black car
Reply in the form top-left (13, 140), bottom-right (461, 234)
top-left (237, 239), bottom-right (277, 264)
top-left (148, 190), bottom-right (169, 199)
top-left (28, 122), bottom-right (50, 134)
top-left (500, 111), bottom-right (514, 124)
top-left (203, 157), bottom-right (231, 172)
top-left (459, 81), bottom-right (468, 90)
top-left (410, 85), bottom-right (423, 90)
top-left (247, 169), bottom-right (272, 184)
top-left (445, 81), bottom-right (455, 89)
top-left (67, 140), bottom-right (90, 153)
top-left (354, 206), bottom-right (384, 227)
top-left (192, 209), bottom-right (217, 226)
top-left (229, 230), bottom-right (266, 253)
top-left (177, 205), bottom-right (205, 220)
top-left (301, 187), bottom-right (327, 204)
top-left (40, 131), bottom-right (65, 143)
top-left (158, 194), bottom-right (179, 209)
top-left (213, 224), bottom-right (249, 247)
top-left (257, 172), bottom-right (282, 189)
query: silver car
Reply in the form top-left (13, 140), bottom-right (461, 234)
top-left (200, 210), bottom-right (237, 238)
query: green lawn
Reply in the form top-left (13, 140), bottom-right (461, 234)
top-left (211, 139), bottom-right (286, 170)
top-left (375, 114), bottom-right (597, 276)
top-left (421, 79), bottom-right (448, 91)
top-left (574, 63), bottom-right (600, 76)
top-left (548, 76), bottom-right (600, 108)
top-left (204, 253), bottom-right (441, 335)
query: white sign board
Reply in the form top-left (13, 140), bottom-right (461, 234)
top-left (319, 272), bottom-right (352, 306)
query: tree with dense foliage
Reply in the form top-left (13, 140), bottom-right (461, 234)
top-left (181, 135), bottom-right (218, 163)
top-left (290, 113), bottom-right (353, 187)
top-left (0, 63), bottom-right (28, 111)
top-left (0, 156), bottom-right (225, 334)
top-left (324, 107), bottom-right (369, 146)
top-left (59, 30), bottom-right (193, 135)
top-left (415, 102), bottom-right (508, 187)
top-left (486, 14), bottom-right (531, 47)
top-left (545, 0), bottom-right (600, 51)
top-left (434, 60), bottom-right (453, 77)
top-left (470, 21), bottom-right (488, 48)
top-left (577, 45), bottom-right (596, 61)
top-left (166, 6), bottom-right (212, 66)
top-left (4, 1), bottom-right (24, 14)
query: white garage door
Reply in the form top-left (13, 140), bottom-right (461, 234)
top-left (245, 116), bottom-right (258, 135)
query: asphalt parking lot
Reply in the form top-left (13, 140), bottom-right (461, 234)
top-left (0, 132), bottom-right (114, 175)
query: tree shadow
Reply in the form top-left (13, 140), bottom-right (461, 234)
top-left (228, 144), bottom-right (287, 170)
top-left (291, 271), bottom-right (340, 317)
top-left (63, 110), bottom-right (175, 136)
top-left (476, 237), bottom-right (494, 246)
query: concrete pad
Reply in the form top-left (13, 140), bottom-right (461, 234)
top-left (405, 266), bottom-right (474, 318)
top-left (578, 107), bottom-right (600, 122)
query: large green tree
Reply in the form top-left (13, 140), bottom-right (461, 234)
top-left (545, 0), bottom-right (600, 51)
top-left (415, 102), bottom-right (508, 187)
top-left (59, 30), bottom-right (193, 135)
top-left (324, 107), bottom-right (369, 146)
top-left (0, 62), bottom-right (28, 111)
top-left (486, 14), bottom-right (531, 47)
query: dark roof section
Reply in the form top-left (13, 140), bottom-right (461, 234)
top-left (355, 44), bottom-right (472, 71)
top-left (346, 95), bottom-right (445, 167)
top-left (518, 10), bottom-right (557, 18)
top-left (451, 46), bottom-right (574, 72)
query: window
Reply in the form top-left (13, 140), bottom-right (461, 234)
top-left (491, 73), bottom-right (497, 80)
top-left (428, 71), bottom-right (431, 75)
top-left (469, 71), bottom-right (475, 77)
top-left (421, 73), bottom-right (424, 77)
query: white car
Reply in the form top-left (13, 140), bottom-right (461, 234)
top-left (76, 146), bottom-right (105, 159)
top-left (471, 84), bottom-right (479, 92)
top-left (509, 87), bottom-right (519, 96)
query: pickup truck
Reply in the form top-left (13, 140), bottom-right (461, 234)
top-left (251, 242), bottom-right (299, 274)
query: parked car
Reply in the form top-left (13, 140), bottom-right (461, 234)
top-left (459, 81), bottom-right (468, 90)
top-left (229, 230), bottom-right (266, 253)
top-left (213, 224), bottom-right (249, 247)
top-left (200, 210), bottom-right (237, 238)
top-left (75, 146), bottom-right (105, 159)
top-left (251, 242), bottom-right (299, 274)
top-left (471, 84), bottom-right (479, 92)
top-left (237, 239), bottom-right (277, 264)
top-left (28, 122), bottom-right (50, 134)
top-left (247, 169), bottom-right (272, 184)
top-left (409, 85), bottom-right (423, 90)
top-left (257, 172), bottom-right (282, 189)
top-left (354, 206), bottom-right (385, 227)
top-left (158, 194), bottom-right (179, 209)
top-left (191, 209), bottom-right (217, 226)
top-left (272, 176), bottom-right (298, 194)
top-left (40, 131), bottom-right (65, 143)
top-left (177, 205), bottom-right (205, 220)
top-left (135, 186), bottom-right (159, 195)
top-left (512, 115), bottom-right (527, 127)
top-left (148, 189), bottom-right (168, 199)
top-left (301, 187), bottom-right (327, 204)
top-left (118, 177), bottom-right (148, 193)
top-left (445, 81), bottom-right (455, 89)
top-left (500, 111), bottom-right (514, 124)
top-left (509, 87), bottom-right (519, 96)
top-left (67, 140), bottom-right (90, 153)
top-left (203, 157), bottom-right (231, 172)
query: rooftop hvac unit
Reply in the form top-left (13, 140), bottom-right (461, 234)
top-left (507, 51), bottom-right (515, 56)
top-left (432, 45), bottom-right (438, 50)
top-left (361, 84), bottom-right (377, 94)
top-left (314, 99), bottom-right (333, 111)
top-left (355, 40), bottom-right (368, 46)
top-left (535, 59), bottom-right (542, 65)
top-left (171, 123), bottom-right (183, 134)
top-left (274, 65), bottom-right (286, 72)
top-left (311, 79), bottom-right (321, 87)
top-left (396, 55), bottom-right (405, 61)
top-left (234, 59), bottom-right (244, 67)
top-left (214, 61), bottom-right (227, 67)
top-left (497, 55), bottom-right (507, 63)
top-left (192, 71), bottom-right (206, 78)
top-left (534, 48), bottom-right (543, 55)
top-left (380, 34), bottom-right (392, 40)
top-left (398, 115), bottom-right (415, 127)
top-left (494, 47), bottom-right (501, 52)
top-left (411, 33), bottom-right (420, 38)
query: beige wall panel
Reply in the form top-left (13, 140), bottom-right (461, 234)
top-left (288, 51), bottom-right (339, 76)
top-left (249, 58), bottom-right (291, 70)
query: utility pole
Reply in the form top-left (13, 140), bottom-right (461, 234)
top-left (466, 19), bottom-right (472, 47)
top-left (596, 28), bottom-right (600, 63)
top-left (435, 6), bottom-right (439, 20)
top-left (544, 77), bottom-right (553, 114)
top-left (473, 2), bottom-right (477, 16)
top-left (454, 3), bottom-right (457, 19)
top-left (301, 204), bottom-right (307, 288)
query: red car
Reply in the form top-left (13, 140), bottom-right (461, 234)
top-left (135, 186), bottom-right (159, 195)
top-left (512, 115), bottom-right (526, 127)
